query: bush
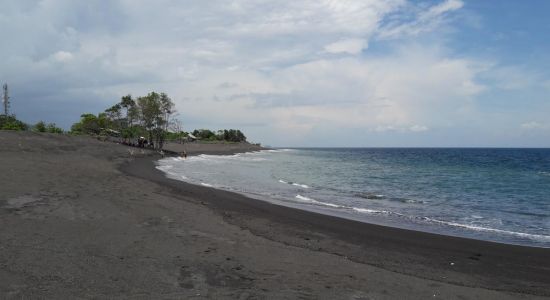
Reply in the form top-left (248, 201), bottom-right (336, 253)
top-left (34, 121), bottom-right (46, 132)
top-left (0, 115), bottom-right (28, 131)
top-left (46, 123), bottom-right (63, 134)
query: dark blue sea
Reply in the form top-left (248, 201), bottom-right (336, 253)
top-left (157, 148), bottom-right (550, 247)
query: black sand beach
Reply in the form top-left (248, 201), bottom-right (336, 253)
top-left (1, 131), bottom-right (549, 299)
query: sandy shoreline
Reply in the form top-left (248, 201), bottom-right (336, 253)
top-left (1, 131), bottom-right (549, 299)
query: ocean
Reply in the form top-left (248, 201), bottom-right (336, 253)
top-left (156, 148), bottom-right (550, 248)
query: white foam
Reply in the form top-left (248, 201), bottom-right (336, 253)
top-left (404, 199), bottom-right (427, 204)
top-left (201, 182), bottom-right (214, 187)
top-left (352, 207), bottom-right (380, 214)
top-left (264, 149), bottom-right (293, 153)
top-left (423, 217), bottom-right (550, 242)
top-left (155, 165), bottom-right (173, 171)
top-left (352, 207), bottom-right (393, 215)
top-left (295, 195), bottom-right (341, 208)
top-left (278, 179), bottom-right (309, 188)
top-left (190, 153), bottom-right (267, 162)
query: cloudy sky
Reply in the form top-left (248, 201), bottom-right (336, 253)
top-left (2, 0), bottom-right (550, 147)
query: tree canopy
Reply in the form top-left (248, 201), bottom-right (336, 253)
top-left (191, 128), bottom-right (247, 142)
top-left (0, 115), bottom-right (28, 131)
top-left (70, 91), bottom-right (176, 150)
top-left (69, 91), bottom-right (249, 149)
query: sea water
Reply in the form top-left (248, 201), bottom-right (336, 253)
top-left (156, 148), bottom-right (550, 247)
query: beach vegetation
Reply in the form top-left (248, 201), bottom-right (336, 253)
top-left (0, 114), bottom-right (28, 131)
top-left (71, 91), bottom-right (176, 150)
top-left (69, 91), bottom-right (248, 148)
top-left (33, 121), bottom-right (63, 133)
top-left (165, 130), bottom-right (188, 142)
top-left (46, 123), bottom-right (64, 134)
top-left (34, 121), bottom-right (46, 132)
top-left (135, 92), bottom-right (175, 149)
top-left (191, 128), bottom-right (247, 142)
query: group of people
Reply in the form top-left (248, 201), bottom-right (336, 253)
top-left (121, 137), bottom-right (188, 159)
top-left (121, 137), bottom-right (154, 148)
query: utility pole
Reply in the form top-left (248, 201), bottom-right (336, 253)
top-left (2, 83), bottom-right (9, 116)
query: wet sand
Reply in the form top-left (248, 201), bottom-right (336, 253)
top-left (1, 131), bottom-right (549, 299)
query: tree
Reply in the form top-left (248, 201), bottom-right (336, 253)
top-left (105, 104), bottom-right (122, 131)
top-left (0, 115), bottom-right (28, 131)
top-left (71, 113), bottom-right (100, 135)
top-left (120, 95), bottom-right (136, 127)
top-left (69, 91), bottom-right (177, 150)
top-left (34, 121), bottom-right (46, 132)
top-left (46, 123), bottom-right (63, 134)
top-left (158, 93), bottom-right (175, 149)
top-left (137, 92), bottom-right (162, 145)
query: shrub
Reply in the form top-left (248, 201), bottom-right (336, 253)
top-left (0, 115), bottom-right (28, 131)
top-left (34, 121), bottom-right (46, 132)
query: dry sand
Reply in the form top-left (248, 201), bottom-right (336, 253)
top-left (0, 131), bottom-right (549, 299)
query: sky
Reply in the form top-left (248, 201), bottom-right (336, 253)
top-left (1, 0), bottom-right (550, 147)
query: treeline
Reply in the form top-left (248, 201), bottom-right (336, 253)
top-left (0, 115), bottom-right (28, 130)
top-left (71, 92), bottom-right (175, 150)
top-left (191, 129), bottom-right (247, 142)
top-left (1, 90), bottom-right (249, 148)
top-left (0, 114), bottom-right (63, 133)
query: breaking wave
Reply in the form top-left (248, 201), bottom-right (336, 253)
top-left (423, 217), bottom-right (550, 242)
top-left (295, 195), bottom-right (341, 208)
top-left (279, 179), bottom-right (309, 189)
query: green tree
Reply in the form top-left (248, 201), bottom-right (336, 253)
top-left (137, 92), bottom-right (162, 145)
top-left (34, 121), bottom-right (46, 132)
top-left (105, 104), bottom-right (122, 131)
top-left (135, 92), bottom-right (175, 149)
top-left (120, 94), bottom-right (136, 128)
top-left (46, 123), bottom-right (63, 134)
top-left (71, 113), bottom-right (100, 135)
top-left (0, 115), bottom-right (28, 131)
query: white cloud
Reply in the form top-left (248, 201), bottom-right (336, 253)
top-left (52, 51), bottom-right (74, 62)
top-left (378, 0), bottom-right (464, 39)
top-left (167, 44), bottom-right (484, 140)
top-left (324, 38), bottom-right (368, 54)
top-left (482, 65), bottom-right (543, 90)
top-left (521, 122), bottom-right (549, 130)
top-left (409, 125), bottom-right (429, 132)
top-left (4, 0), bottom-right (548, 146)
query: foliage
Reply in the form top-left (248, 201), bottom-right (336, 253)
top-left (70, 113), bottom-right (102, 135)
top-left (68, 91), bottom-right (249, 149)
top-left (0, 115), bottom-right (28, 131)
top-left (165, 131), bottom-right (188, 141)
top-left (135, 92), bottom-right (175, 149)
top-left (221, 129), bottom-right (247, 142)
top-left (33, 121), bottom-right (63, 133)
top-left (34, 121), bottom-right (46, 132)
top-left (192, 129), bottom-right (216, 140)
top-left (46, 123), bottom-right (63, 134)
top-left (70, 92), bottom-right (175, 150)
top-left (191, 128), bottom-right (247, 142)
